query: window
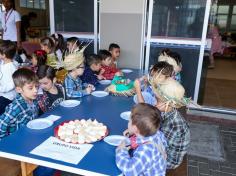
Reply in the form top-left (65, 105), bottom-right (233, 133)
top-left (231, 15), bottom-right (236, 30)
top-left (20, 0), bottom-right (46, 9)
top-left (217, 5), bottom-right (229, 14)
top-left (54, 0), bottom-right (94, 33)
top-left (151, 0), bottom-right (206, 39)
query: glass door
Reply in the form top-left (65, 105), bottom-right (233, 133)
top-left (145, 0), bottom-right (211, 101)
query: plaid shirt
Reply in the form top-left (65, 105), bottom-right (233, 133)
top-left (0, 94), bottom-right (38, 139)
top-left (161, 110), bottom-right (190, 169)
top-left (80, 66), bottom-right (99, 85)
top-left (101, 65), bottom-right (119, 80)
top-left (116, 131), bottom-right (167, 176)
top-left (64, 74), bottom-right (88, 98)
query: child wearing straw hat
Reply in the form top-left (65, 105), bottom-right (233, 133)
top-left (63, 47), bottom-right (94, 99)
top-left (134, 61), bottom-right (173, 106)
top-left (151, 78), bottom-right (190, 170)
top-left (158, 50), bottom-right (182, 83)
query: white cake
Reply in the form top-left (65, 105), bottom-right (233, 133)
top-left (57, 119), bottom-right (107, 144)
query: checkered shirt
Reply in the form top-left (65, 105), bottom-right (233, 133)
top-left (0, 94), bottom-right (38, 139)
top-left (161, 110), bottom-right (190, 169)
top-left (116, 131), bottom-right (167, 176)
top-left (64, 74), bottom-right (88, 98)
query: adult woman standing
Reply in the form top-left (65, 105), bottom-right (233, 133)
top-left (1, 0), bottom-right (21, 48)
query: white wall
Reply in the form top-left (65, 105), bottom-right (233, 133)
top-left (99, 0), bottom-right (146, 69)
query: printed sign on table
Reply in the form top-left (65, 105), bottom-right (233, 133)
top-left (30, 137), bottom-right (93, 164)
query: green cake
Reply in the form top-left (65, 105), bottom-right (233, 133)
top-left (105, 76), bottom-right (136, 96)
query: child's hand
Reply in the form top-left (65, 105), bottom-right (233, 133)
top-left (100, 68), bottom-right (105, 75)
top-left (117, 140), bottom-right (126, 150)
top-left (134, 79), bottom-right (142, 92)
top-left (87, 84), bottom-right (95, 91)
top-left (96, 74), bottom-right (106, 80)
top-left (85, 86), bottom-right (93, 94)
top-left (115, 71), bottom-right (123, 76)
top-left (123, 129), bottom-right (132, 137)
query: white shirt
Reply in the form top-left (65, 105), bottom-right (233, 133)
top-left (0, 61), bottom-right (18, 100)
top-left (1, 9), bottom-right (21, 42)
top-left (56, 49), bottom-right (63, 62)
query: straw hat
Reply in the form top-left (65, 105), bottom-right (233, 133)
top-left (152, 78), bottom-right (190, 108)
top-left (63, 41), bottom-right (91, 71)
top-left (63, 52), bottom-right (84, 71)
top-left (158, 53), bottom-right (180, 73)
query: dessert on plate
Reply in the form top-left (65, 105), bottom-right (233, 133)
top-left (55, 119), bottom-right (107, 144)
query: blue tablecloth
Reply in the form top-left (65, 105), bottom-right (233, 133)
top-left (0, 70), bottom-right (144, 176)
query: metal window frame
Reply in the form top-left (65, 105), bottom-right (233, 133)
top-left (49, 0), bottom-right (98, 53)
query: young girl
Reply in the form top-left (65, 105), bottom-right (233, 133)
top-left (40, 37), bottom-right (59, 69)
top-left (37, 65), bottom-right (65, 113)
top-left (51, 33), bottom-right (65, 62)
top-left (134, 62), bottom-right (173, 106)
top-left (63, 48), bottom-right (94, 99)
top-left (31, 49), bottom-right (47, 73)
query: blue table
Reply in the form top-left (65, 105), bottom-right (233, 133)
top-left (0, 70), bottom-right (144, 176)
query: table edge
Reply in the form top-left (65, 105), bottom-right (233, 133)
top-left (0, 151), bottom-right (108, 176)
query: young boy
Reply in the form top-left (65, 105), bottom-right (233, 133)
top-left (116, 103), bottom-right (167, 176)
top-left (63, 51), bottom-right (93, 99)
top-left (37, 65), bottom-right (65, 113)
top-left (0, 40), bottom-right (18, 115)
top-left (152, 78), bottom-right (190, 170)
top-left (0, 68), bottom-right (39, 139)
top-left (81, 54), bottom-right (105, 85)
top-left (98, 49), bottom-right (121, 80)
top-left (134, 61), bottom-right (173, 106)
top-left (109, 43), bottom-right (120, 68)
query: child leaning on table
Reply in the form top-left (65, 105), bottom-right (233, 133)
top-left (98, 49), bottom-right (122, 80)
top-left (0, 68), bottom-right (39, 139)
top-left (80, 54), bottom-right (105, 85)
top-left (37, 65), bottom-right (65, 113)
top-left (63, 48), bottom-right (94, 99)
top-left (116, 103), bottom-right (167, 176)
top-left (134, 61), bottom-right (173, 106)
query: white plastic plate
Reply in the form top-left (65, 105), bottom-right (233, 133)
top-left (121, 69), bottom-right (133, 73)
top-left (60, 100), bottom-right (81, 108)
top-left (104, 135), bottom-right (128, 146)
top-left (99, 80), bottom-right (112, 85)
top-left (27, 118), bottom-right (53, 130)
top-left (120, 111), bottom-right (131, 121)
top-left (91, 91), bottom-right (109, 97)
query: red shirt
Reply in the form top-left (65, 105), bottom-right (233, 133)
top-left (101, 65), bottom-right (119, 80)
